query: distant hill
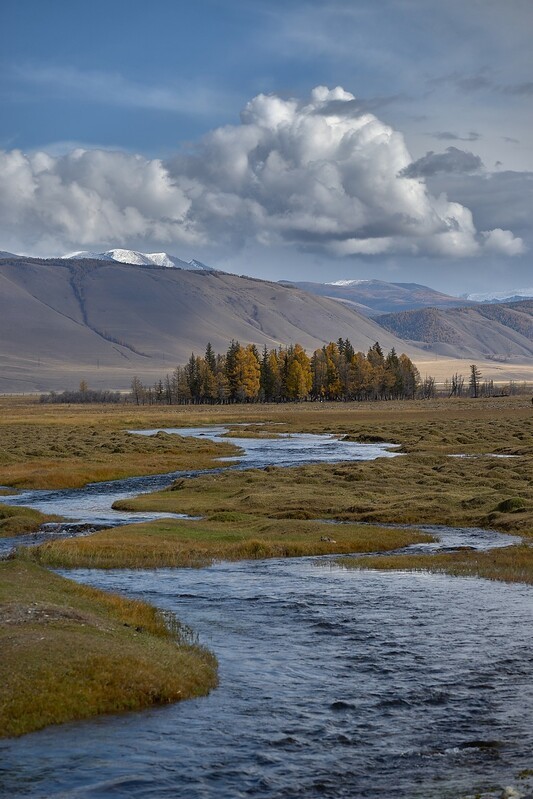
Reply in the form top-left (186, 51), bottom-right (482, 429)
top-left (375, 300), bottom-right (533, 360)
top-left (0, 256), bottom-right (421, 392)
top-left (279, 279), bottom-right (471, 316)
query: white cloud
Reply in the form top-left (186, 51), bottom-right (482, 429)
top-left (0, 86), bottom-right (524, 258)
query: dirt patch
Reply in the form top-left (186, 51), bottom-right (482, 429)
top-left (0, 602), bottom-right (99, 627)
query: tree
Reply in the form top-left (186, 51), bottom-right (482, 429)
top-left (205, 342), bottom-right (217, 374)
top-left (448, 373), bottom-right (465, 398)
top-left (469, 364), bottom-right (482, 398)
top-left (130, 375), bottom-right (144, 406)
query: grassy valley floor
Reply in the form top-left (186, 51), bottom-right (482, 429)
top-left (1, 395), bottom-right (532, 736)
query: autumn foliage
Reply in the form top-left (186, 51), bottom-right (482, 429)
top-left (132, 339), bottom-right (421, 404)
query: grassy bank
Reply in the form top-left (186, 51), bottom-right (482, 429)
top-left (21, 517), bottom-right (434, 569)
top-left (336, 545), bottom-right (533, 585)
top-left (0, 503), bottom-right (60, 537)
top-left (0, 560), bottom-right (218, 738)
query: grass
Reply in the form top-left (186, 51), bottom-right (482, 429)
top-left (336, 545), bottom-right (533, 585)
top-left (0, 560), bottom-right (218, 738)
top-left (1, 395), bottom-right (532, 739)
top-left (0, 419), bottom-right (239, 489)
top-left (20, 517), bottom-right (434, 569)
top-left (6, 394), bottom-right (531, 578)
top-left (0, 503), bottom-right (61, 537)
top-left (109, 450), bottom-right (533, 535)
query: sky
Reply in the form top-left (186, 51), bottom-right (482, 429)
top-left (0, 0), bottom-right (531, 295)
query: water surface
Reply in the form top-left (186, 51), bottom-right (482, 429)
top-left (1, 560), bottom-right (531, 799)
top-left (1, 425), bottom-right (531, 798)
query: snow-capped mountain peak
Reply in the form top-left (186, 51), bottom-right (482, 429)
top-left (325, 279), bottom-right (371, 287)
top-left (61, 249), bottom-right (217, 272)
top-left (465, 288), bottom-right (533, 303)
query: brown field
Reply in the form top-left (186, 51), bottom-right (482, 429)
top-left (0, 399), bottom-right (240, 489)
top-left (0, 560), bottom-right (217, 738)
top-left (6, 394), bottom-right (530, 579)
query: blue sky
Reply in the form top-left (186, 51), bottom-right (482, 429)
top-left (1, 0), bottom-right (532, 293)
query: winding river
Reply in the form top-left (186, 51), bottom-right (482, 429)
top-left (1, 428), bottom-right (531, 798)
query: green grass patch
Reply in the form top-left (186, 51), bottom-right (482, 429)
top-left (0, 560), bottom-right (217, 738)
top-left (20, 517), bottom-right (435, 569)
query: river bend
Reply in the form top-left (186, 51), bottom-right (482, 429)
top-left (0, 426), bottom-right (531, 798)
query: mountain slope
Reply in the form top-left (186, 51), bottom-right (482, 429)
top-left (376, 301), bottom-right (533, 359)
top-left (279, 279), bottom-right (471, 316)
top-left (0, 257), bottom-right (422, 392)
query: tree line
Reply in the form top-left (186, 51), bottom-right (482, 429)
top-left (130, 339), bottom-right (424, 405)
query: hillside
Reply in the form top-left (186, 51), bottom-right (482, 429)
top-left (0, 257), bottom-right (422, 392)
top-left (279, 279), bottom-right (471, 316)
top-left (376, 301), bottom-right (533, 360)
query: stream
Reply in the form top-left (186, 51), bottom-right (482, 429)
top-left (0, 427), bottom-right (531, 798)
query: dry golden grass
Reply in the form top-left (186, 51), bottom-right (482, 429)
top-left (0, 560), bottom-right (217, 738)
top-left (0, 402), bottom-right (239, 489)
top-left (337, 545), bottom-right (533, 585)
top-left (111, 449), bottom-right (533, 536)
top-left (21, 517), bottom-right (434, 569)
top-left (3, 395), bottom-right (533, 579)
top-left (0, 503), bottom-right (60, 537)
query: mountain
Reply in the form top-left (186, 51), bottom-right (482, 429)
top-left (279, 279), bottom-right (471, 316)
top-left (375, 300), bottom-right (533, 360)
top-left (465, 288), bottom-right (533, 304)
top-left (61, 249), bottom-right (217, 271)
top-left (0, 256), bottom-right (422, 392)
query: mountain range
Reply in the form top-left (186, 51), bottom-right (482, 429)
top-left (279, 279), bottom-right (477, 316)
top-left (61, 249), bottom-right (216, 272)
top-left (0, 252), bottom-right (531, 392)
top-left (0, 255), bottom-right (419, 392)
top-left (376, 302), bottom-right (533, 360)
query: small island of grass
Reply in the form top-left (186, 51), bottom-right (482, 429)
top-left (0, 560), bottom-right (218, 738)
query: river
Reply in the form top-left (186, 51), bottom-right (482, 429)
top-left (0, 427), bottom-right (531, 798)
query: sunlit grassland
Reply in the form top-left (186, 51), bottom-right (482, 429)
top-left (0, 560), bottom-right (217, 738)
top-left (0, 398), bottom-right (240, 489)
top-left (22, 517), bottom-right (434, 569)
top-left (336, 545), bottom-right (533, 585)
top-left (0, 503), bottom-right (61, 537)
top-left (3, 395), bottom-right (533, 581)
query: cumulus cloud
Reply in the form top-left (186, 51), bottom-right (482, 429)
top-left (0, 86), bottom-right (524, 259)
top-left (400, 147), bottom-right (484, 178)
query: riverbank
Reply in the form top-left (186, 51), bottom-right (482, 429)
top-left (0, 503), bottom-right (60, 537)
top-left (0, 560), bottom-right (217, 738)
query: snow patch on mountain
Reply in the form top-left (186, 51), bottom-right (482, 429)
top-left (326, 279), bottom-right (371, 287)
top-left (465, 288), bottom-right (533, 303)
top-left (61, 249), bottom-right (216, 271)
